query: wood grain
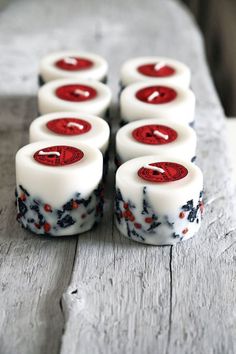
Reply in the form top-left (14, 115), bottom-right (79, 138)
top-left (0, 0), bottom-right (235, 353)
top-left (0, 96), bottom-right (78, 354)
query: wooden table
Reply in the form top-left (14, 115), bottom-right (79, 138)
top-left (0, 0), bottom-right (235, 353)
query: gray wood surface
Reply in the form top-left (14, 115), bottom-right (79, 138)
top-left (0, 0), bottom-right (235, 353)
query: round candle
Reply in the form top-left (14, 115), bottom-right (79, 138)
top-left (116, 118), bottom-right (197, 164)
top-left (120, 81), bottom-right (195, 125)
top-left (29, 112), bottom-right (110, 155)
top-left (39, 51), bottom-right (108, 85)
top-left (120, 57), bottom-right (191, 88)
top-left (38, 79), bottom-right (112, 118)
top-left (115, 156), bottom-right (203, 245)
top-left (15, 141), bottom-right (103, 236)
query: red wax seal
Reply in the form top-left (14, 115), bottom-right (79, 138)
top-left (33, 145), bottom-right (84, 166)
top-left (137, 63), bottom-right (175, 77)
top-left (138, 162), bottom-right (188, 183)
top-left (132, 124), bottom-right (177, 145)
top-left (136, 86), bottom-right (177, 104)
top-left (55, 57), bottom-right (93, 71)
top-left (46, 118), bottom-right (91, 136)
top-left (55, 84), bottom-right (97, 102)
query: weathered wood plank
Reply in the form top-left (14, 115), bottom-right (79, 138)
top-left (56, 1), bottom-right (235, 354)
top-left (0, 0), bottom-right (235, 353)
top-left (0, 94), bottom-right (78, 353)
top-left (60, 158), bottom-right (171, 354)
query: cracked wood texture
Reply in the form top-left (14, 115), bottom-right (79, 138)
top-left (0, 0), bottom-right (235, 353)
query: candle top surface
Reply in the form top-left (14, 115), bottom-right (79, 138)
top-left (116, 156), bottom-right (203, 192)
top-left (137, 162), bottom-right (188, 183)
top-left (55, 84), bottom-right (97, 102)
top-left (46, 117), bottom-right (92, 136)
top-left (33, 145), bottom-right (84, 166)
top-left (132, 124), bottom-right (178, 145)
top-left (135, 85), bottom-right (177, 104)
top-left (55, 57), bottom-right (94, 71)
top-left (137, 63), bottom-right (175, 77)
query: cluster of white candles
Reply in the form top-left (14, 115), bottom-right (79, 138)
top-left (15, 51), bottom-right (203, 245)
top-left (16, 52), bottom-right (111, 237)
top-left (115, 56), bottom-right (204, 245)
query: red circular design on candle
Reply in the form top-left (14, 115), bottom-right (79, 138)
top-left (138, 162), bottom-right (188, 183)
top-left (136, 86), bottom-right (177, 104)
top-left (46, 118), bottom-right (91, 136)
top-left (132, 124), bottom-right (177, 145)
top-left (55, 57), bottom-right (93, 71)
top-left (137, 63), bottom-right (175, 77)
top-left (55, 84), bottom-right (97, 102)
top-left (33, 145), bottom-right (84, 166)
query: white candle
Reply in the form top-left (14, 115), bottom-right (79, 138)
top-left (116, 118), bottom-right (197, 164)
top-left (120, 81), bottom-right (195, 125)
top-left (38, 79), bottom-right (112, 118)
top-left (115, 156), bottom-right (203, 245)
top-left (15, 141), bottom-right (103, 236)
top-left (29, 112), bottom-right (110, 155)
top-left (39, 51), bottom-right (108, 85)
top-left (120, 57), bottom-right (191, 88)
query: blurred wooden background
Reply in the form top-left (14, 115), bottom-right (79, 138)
top-left (0, 0), bottom-right (235, 116)
top-left (183, 0), bottom-right (236, 117)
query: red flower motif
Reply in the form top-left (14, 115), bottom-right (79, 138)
top-left (20, 193), bottom-right (26, 201)
top-left (123, 210), bottom-right (135, 222)
top-left (72, 201), bottom-right (79, 209)
top-left (34, 223), bottom-right (41, 229)
top-left (44, 204), bottom-right (52, 212)
top-left (123, 202), bottom-right (129, 210)
top-left (182, 228), bottom-right (188, 235)
top-left (145, 217), bottom-right (153, 224)
top-left (134, 223), bottom-right (142, 229)
top-left (200, 202), bottom-right (204, 214)
top-left (43, 222), bottom-right (51, 233)
top-left (129, 214), bottom-right (135, 222)
top-left (179, 211), bottom-right (185, 219)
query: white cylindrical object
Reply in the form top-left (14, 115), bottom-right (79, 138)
top-left (116, 118), bottom-right (197, 164)
top-left (115, 156), bottom-right (203, 245)
top-left (29, 112), bottom-right (110, 155)
top-left (120, 81), bottom-right (195, 125)
top-left (15, 141), bottom-right (103, 236)
top-left (38, 79), bottom-right (112, 118)
top-left (39, 51), bottom-right (108, 84)
top-left (120, 57), bottom-right (191, 88)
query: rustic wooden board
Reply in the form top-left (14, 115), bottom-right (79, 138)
top-left (0, 0), bottom-right (235, 353)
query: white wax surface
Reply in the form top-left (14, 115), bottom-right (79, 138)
top-left (16, 140), bottom-right (103, 208)
top-left (120, 81), bottom-right (196, 125)
top-left (120, 56), bottom-right (191, 88)
top-left (29, 112), bottom-right (110, 154)
top-left (38, 78), bottom-right (112, 118)
top-left (40, 51), bottom-right (108, 82)
top-left (116, 156), bottom-right (203, 215)
top-left (116, 118), bottom-right (197, 163)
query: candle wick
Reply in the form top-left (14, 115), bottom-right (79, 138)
top-left (153, 129), bottom-right (169, 140)
top-left (38, 150), bottom-right (60, 157)
top-left (143, 163), bottom-right (165, 173)
top-left (64, 57), bottom-right (78, 65)
top-left (74, 89), bottom-right (90, 97)
top-left (154, 61), bottom-right (165, 71)
top-left (67, 122), bottom-right (84, 130)
top-left (147, 91), bottom-right (160, 102)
